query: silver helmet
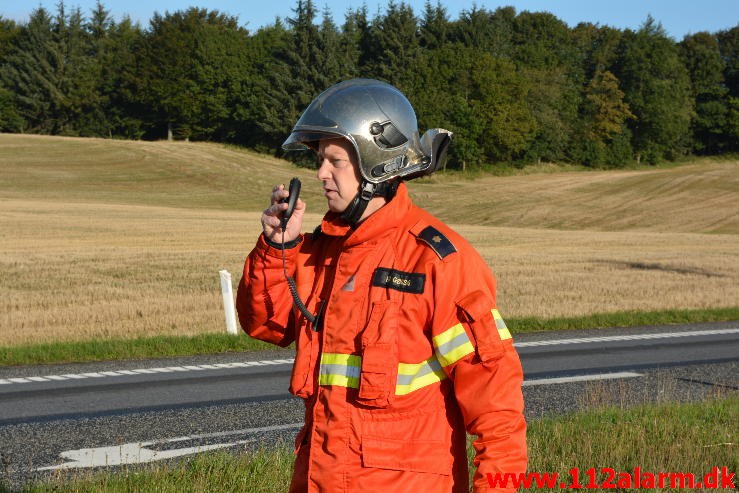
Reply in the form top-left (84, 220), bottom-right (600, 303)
top-left (282, 78), bottom-right (452, 184)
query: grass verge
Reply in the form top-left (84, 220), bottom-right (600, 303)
top-left (1, 307), bottom-right (737, 367)
top-left (9, 397), bottom-right (736, 492)
top-left (509, 306), bottom-right (739, 333)
top-left (0, 333), bottom-right (275, 367)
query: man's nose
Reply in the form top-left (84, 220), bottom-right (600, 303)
top-left (317, 159), bottom-right (330, 181)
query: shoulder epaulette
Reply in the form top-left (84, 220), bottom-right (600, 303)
top-left (416, 225), bottom-right (457, 259)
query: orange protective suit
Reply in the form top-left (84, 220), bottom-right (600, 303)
top-left (236, 183), bottom-right (527, 492)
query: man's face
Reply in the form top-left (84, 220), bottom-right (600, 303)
top-left (316, 138), bottom-right (362, 213)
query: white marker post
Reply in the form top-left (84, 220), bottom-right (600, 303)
top-left (219, 270), bottom-right (238, 335)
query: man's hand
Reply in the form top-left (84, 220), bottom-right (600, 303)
top-left (261, 183), bottom-right (306, 244)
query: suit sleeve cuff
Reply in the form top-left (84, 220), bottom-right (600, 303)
top-left (263, 234), bottom-right (303, 250)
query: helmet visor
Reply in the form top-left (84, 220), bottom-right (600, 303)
top-left (282, 126), bottom-right (355, 152)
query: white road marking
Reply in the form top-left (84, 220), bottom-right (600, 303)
top-left (0, 359), bottom-right (296, 385)
top-left (515, 328), bottom-right (739, 348)
top-left (523, 371), bottom-right (642, 386)
top-left (37, 423), bottom-right (303, 470)
top-left (32, 370), bottom-right (643, 471)
top-left (2, 329), bottom-right (735, 387)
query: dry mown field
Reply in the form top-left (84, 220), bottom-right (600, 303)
top-left (1, 134), bottom-right (737, 346)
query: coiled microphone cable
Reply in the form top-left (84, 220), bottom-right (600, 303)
top-left (281, 228), bottom-right (317, 327)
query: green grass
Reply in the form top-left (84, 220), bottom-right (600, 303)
top-left (508, 306), bottom-right (739, 333)
top-left (10, 397), bottom-right (736, 492)
top-left (1, 307), bottom-right (736, 367)
top-left (2, 445), bottom-right (295, 493)
top-left (524, 396), bottom-right (737, 492)
top-left (0, 333), bottom-right (277, 367)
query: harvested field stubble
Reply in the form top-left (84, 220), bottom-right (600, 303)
top-left (1, 199), bottom-right (737, 346)
top-left (1, 135), bottom-right (737, 347)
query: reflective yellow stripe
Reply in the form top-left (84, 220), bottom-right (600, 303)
top-left (317, 352), bottom-right (447, 395)
top-left (433, 323), bottom-right (474, 367)
top-left (395, 356), bottom-right (447, 395)
top-left (432, 322), bottom-right (465, 347)
top-left (320, 353), bottom-right (361, 367)
top-left (319, 373), bottom-right (359, 388)
top-left (492, 309), bottom-right (512, 340)
top-left (318, 352), bottom-right (360, 389)
top-left (316, 311), bottom-right (511, 395)
top-left (440, 341), bottom-right (474, 366)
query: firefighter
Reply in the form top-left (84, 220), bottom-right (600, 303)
top-left (236, 78), bottom-right (527, 492)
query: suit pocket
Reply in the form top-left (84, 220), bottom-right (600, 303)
top-left (358, 301), bottom-right (398, 408)
top-left (361, 407), bottom-right (453, 475)
top-left (455, 290), bottom-right (505, 366)
top-left (288, 311), bottom-right (318, 398)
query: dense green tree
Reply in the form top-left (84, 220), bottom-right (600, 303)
top-left (616, 17), bottom-right (693, 163)
top-left (679, 32), bottom-right (729, 153)
top-left (419, 1), bottom-right (449, 50)
top-left (410, 41), bottom-right (535, 168)
top-left (574, 70), bottom-right (635, 166)
top-left (451, 6), bottom-right (494, 51)
top-left (717, 26), bottom-right (739, 98)
top-left (254, 0), bottom-right (329, 151)
top-left (470, 52), bottom-right (537, 162)
top-left (143, 8), bottom-right (251, 141)
top-left (338, 7), bottom-right (365, 74)
top-left (0, 1), bottom-right (731, 165)
top-left (571, 23), bottom-right (623, 79)
top-left (0, 16), bottom-right (20, 60)
top-left (716, 26), bottom-right (739, 150)
top-left (0, 16), bottom-right (22, 130)
top-left (0, 87), bottom-right (22, 131)
top-left (364, 1), bottom-right (420, 90)
top-left (317, 7), bottom-right (354, 83)
top-left (514, 12), bottom-right (581, 163)
top-left (234, 20), bottom-right (290, 149)
top-left (513, 11), bottom-right (576, 69)
top-left (0, 3), bottom-right (109, 136)
top-left (582, 71), bottom-right (634, 143)
top-left (408, 42), bottom-right (461, 165)
top-left (99, 17), bottom-right (148, 138)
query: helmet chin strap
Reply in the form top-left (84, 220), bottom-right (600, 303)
top-left (340, 180), bottom-right (399, 226)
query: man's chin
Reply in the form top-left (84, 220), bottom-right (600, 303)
top-left (327, 201), bottom-right (348, 214)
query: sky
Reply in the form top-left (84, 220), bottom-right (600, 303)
top-left (3, 0), bottom-right (738, 40)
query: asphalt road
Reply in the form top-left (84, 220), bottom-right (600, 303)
top-left (0, 321), bottom-right (737, 488)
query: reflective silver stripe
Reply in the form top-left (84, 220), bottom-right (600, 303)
top-left (396, 355), bottom-right (447, 395)
top-left (396, 357), bottom-right (443, 386)
top-left (434, 332), bottom-right (470, 359)
top-left (317, 351), bottom-right (448, 395)
top-left (318, 353), bottom-right (361, 388)
top-left (319, 363), bottom-right (360, 379)
top-left (492, 309), bottom-right (512, 340)
top-left (433, 323), bottom-right (475, 367)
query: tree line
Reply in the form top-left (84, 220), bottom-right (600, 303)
top-left (0, 0), bottom-right (737, 168)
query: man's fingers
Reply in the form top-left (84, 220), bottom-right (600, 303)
top-left (271, 184), bottom-right (288, 205)
top-left (264, 201), bottom-right (286, 216)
